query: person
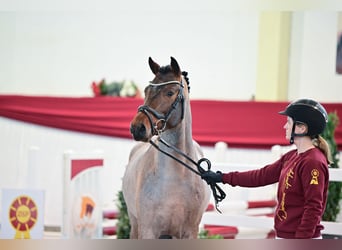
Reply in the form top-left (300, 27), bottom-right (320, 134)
top-left (201, 98), bottom-right (332, 239)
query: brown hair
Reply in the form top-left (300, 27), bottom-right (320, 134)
top-left (312, 135), bottom-right (333, 165)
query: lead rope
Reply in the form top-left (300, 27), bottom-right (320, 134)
top-left (149, 136), bottom-right (226, 213)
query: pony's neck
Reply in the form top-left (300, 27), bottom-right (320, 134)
top-left (161, 101), bottom-right (193, 151)
top-left (157, 101), bottom-right (196, 177)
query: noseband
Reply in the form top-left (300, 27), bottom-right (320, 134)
top-left (137, 80), bottom-right (185, 136)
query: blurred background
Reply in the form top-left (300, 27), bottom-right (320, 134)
top-left (1, 3), bottom-right (342, 102)
top-left (1, 1), bottom-right (342, 239)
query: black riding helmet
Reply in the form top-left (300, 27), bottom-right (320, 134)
top-left (279, 99), bottom-right (328, 144)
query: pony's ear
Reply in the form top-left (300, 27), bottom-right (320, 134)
top-left (170, 57), bottom-right (181, 76)
top-left (148, 57), bottom-right (160, 75)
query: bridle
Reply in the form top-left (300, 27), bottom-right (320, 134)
top-left (135, 77), bottom-right (227, 212)
top-left (137, 79), bottom-right (185, 136)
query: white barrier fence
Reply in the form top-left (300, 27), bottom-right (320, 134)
top-left (62, 151), bottom-right (104, 239)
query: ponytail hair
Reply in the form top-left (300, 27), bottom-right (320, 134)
top-left (312, 135), bottom-right (333, 165)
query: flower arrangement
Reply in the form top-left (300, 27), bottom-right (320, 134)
top-left (91, 78), bottom-right (141, 98)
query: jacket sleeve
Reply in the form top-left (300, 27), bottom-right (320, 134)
top-left (221, 157), bottom-right (284, 187)
top-left (295, 159), bottom-right (329, 238)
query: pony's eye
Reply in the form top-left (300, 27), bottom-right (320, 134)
top-left (166, 91), bottom-right (174, 97)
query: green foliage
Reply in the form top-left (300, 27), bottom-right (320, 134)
top-left (322, 112), bottom-right (342, 221)
top-left (116, 190), bottom-right (131, 239)
top-left (198, 229), bottom-right (224, 239)
top-left (91, 78), bottom-right (141, 97)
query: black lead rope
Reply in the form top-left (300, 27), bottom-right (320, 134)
top-left (149, 137), bottom-right (226, 213)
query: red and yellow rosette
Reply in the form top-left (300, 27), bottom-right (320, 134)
top-left (8, 195), bottom-right (38, 239)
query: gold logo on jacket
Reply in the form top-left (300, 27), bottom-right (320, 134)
top-left (276, 168), bottom-right (294, 222)
top-left (310, 169), bottom-right (319, 185)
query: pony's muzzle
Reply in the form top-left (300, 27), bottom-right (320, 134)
top-left (130, 123), bottom-right (147, 141)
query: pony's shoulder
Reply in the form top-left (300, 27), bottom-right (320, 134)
top-left (192, 139), bottom-right (204, 157)
top-left (128, 141), bottom-right (150, 160)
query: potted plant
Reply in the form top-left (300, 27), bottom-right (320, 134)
top-left (116, 190), bottom-right (131, 239)
top-left (322, 112), bottom-right (342, 238)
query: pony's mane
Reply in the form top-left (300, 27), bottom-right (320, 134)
top-left (181, 71), bottom-right (190, 93)
top-left (158, 66), bottom-right (190, 93)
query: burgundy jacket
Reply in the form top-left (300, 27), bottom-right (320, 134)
top-left (222, 147), bottom-right (329, 239)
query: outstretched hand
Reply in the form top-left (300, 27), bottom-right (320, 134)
top-left (201, 170), bottom-right (223, 184)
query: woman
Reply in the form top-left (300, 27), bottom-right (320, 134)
top-left (201, 99), bottom-right (332, 239)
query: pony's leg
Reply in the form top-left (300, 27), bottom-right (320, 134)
top-left (180, 226), bottom-right (199, 239)
top-left (128, 213), bottom-right (138, 239)
top-left (138, 228), bottom-right (156, 239)
top-left (130, 224), bottom-right (138, 239)
top-left (189, 229), bottom-right (200, 239)
top-left (137, 221), bottom-right (159, 239)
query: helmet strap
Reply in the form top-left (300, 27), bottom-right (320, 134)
top-left (290, 122), bottom-right (295, 144)
top-left (290, 120), bottom-right (308, 144)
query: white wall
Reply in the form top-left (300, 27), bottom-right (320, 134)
top-left (288, 11), bottom-right (342, 102)
top-left (0, 9), bottom-right (259, 101)
top-left (1, 10), bottom-right (342, 102)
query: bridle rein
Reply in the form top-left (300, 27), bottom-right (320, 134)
top-left (135, 78), bottom-right (226, 212)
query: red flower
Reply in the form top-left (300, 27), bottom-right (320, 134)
top-left (91, 81), bottom-right (101, 96)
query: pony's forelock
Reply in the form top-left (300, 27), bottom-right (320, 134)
top-left (156, 66), bottom-right (190, 93)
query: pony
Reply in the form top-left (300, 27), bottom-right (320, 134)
top-left (122, 57), bottom-right (211, 239)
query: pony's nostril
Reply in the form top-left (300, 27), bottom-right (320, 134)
top-left (131, 123), bottom-right (146, 141)
top-left (137, 124), bottom-right (146, 137)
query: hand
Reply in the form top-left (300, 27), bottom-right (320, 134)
top-left (201, 170), bottom-right (223, 184)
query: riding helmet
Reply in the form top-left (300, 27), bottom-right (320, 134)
top-left (279, 99), bottom-right (328, 136)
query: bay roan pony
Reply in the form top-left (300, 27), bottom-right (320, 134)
top-left (122, 57), bottom-right (210, 239)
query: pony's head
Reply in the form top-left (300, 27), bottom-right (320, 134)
top-left (130, 57), bottom-right (190, 142)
